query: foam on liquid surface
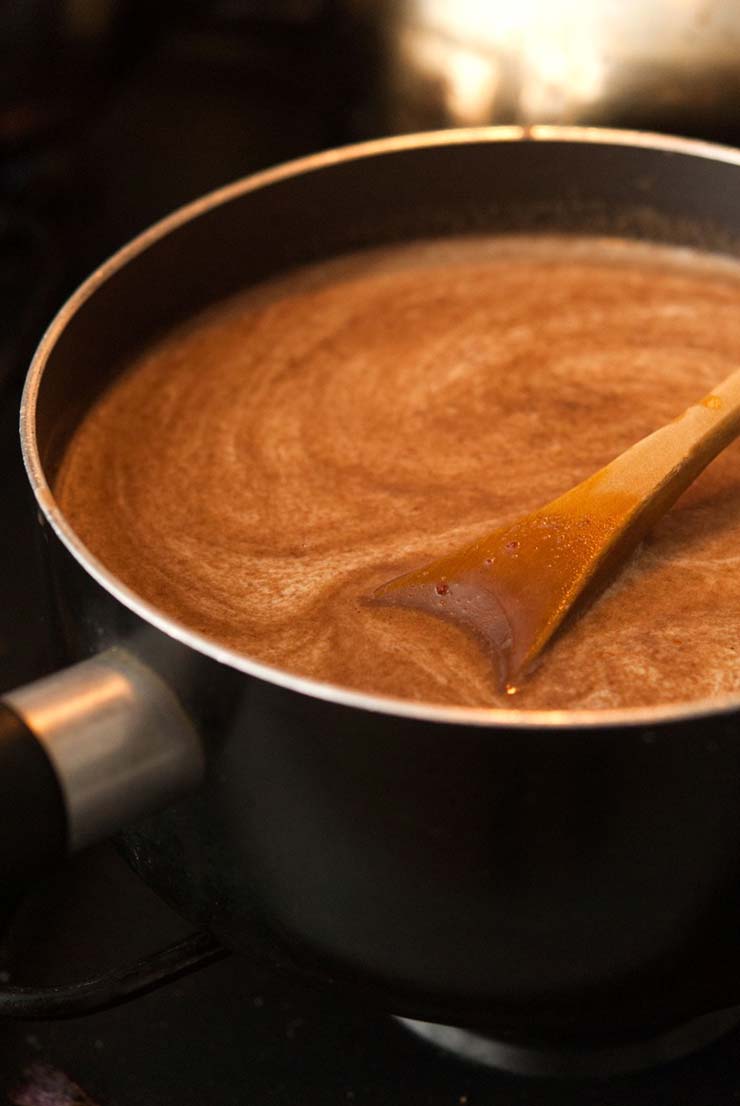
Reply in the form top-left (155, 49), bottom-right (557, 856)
top-left (55, 235), bottom-right (740, 709)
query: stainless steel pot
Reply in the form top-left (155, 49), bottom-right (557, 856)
top-left (6, 128), bottom-right (740, 1056)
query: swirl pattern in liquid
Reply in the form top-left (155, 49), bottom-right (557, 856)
top-left (55, 235), bottom-right (740, 710)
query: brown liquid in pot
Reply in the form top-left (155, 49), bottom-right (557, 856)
top-left (55, 235), bottom-right (740, 710)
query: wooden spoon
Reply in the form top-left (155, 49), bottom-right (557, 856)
top-left (371, 369), bottom-right (740, 692)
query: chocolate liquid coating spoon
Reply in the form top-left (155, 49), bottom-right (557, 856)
top-left (372, 368), bottom-right (740, 691)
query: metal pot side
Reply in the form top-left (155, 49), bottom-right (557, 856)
top-left (21, 128), bottom-right (740, 1040)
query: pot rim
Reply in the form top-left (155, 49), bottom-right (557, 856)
top-left (21, 124), bottom-right (740, 732)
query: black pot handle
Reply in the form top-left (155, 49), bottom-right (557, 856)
top-left (0, 703), bottom-right (67, 878)
top-left (0, 930), bottom-right (230, 1019)
top-left (0, 650), bottom-right (204, 879)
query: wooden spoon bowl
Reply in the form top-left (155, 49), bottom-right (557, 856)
top-left (372, 368), bottom-right (740, 689)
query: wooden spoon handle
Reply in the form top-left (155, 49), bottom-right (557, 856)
top-left (587, 366), bottom-right (740, 512)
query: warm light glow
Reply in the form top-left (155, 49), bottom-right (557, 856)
top-left (400, 0), bottom-right (740, 127)
top-left (518, 26), bottom-right (606, 122)
top-left (402, 0), bottom-right (609, 123)
top-left (399, 27), bottom-right (501, 126)
top-left (443, 45), bottom-right (502, 124)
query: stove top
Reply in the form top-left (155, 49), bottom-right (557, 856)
top-left (4, 6), bottom-right (740, 1101)
top-left (3, 851), bottom-right (740, 1103)
top-left (4, 847), bottom-right (740, 1105)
